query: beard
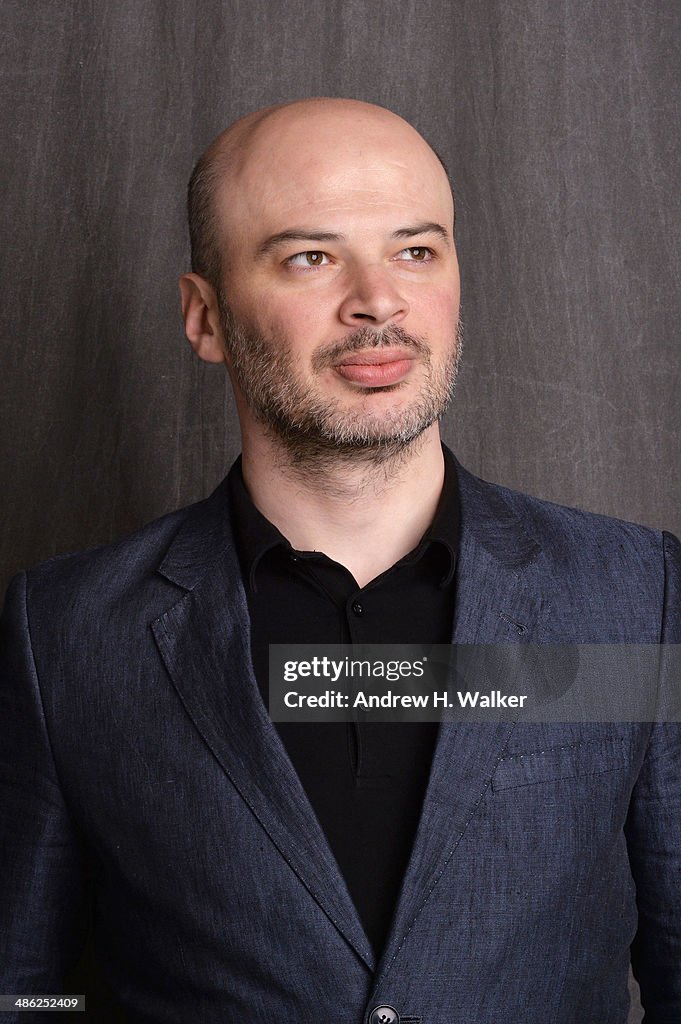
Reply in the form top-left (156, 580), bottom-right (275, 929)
top-left (217, 292), bottom-right (462, 467)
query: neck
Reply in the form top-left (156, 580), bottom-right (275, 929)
top-left (239, 424), bottom-right (446, 588)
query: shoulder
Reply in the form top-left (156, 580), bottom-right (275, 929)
top-left (22, 505), bottom-right (190, 594)
top-left (456, 459), bottom-right (669, 567)
top-left (453, 460), bottom-right (680, 641)
top-left (24, 507), bottom-right (187, 586)
top-left (10, 478), bottom-right (235, 625)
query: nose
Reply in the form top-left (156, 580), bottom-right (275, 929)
top-left (337, 264), bottom-right (409, 327)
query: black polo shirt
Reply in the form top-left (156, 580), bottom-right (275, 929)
top-left (227, 445), bottom-right (459, 956)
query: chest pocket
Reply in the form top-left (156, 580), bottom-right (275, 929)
top-left (491, 736), bottom-right (632, 792)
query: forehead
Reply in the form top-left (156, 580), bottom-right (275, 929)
top-left (215, 110), bottom-right (454, 247)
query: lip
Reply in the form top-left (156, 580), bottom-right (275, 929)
top-left (334, 348), bottom-right (416, 387)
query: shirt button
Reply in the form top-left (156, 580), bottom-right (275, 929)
top-left (351, 600), bottom-right (364, 616)
top-left (289, 553), bottom-right (299, 563)
top-left (369, 1007), bottom-right (400, 1024)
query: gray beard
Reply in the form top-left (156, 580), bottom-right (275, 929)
top-left (218, 294), bottom-right (463, 470)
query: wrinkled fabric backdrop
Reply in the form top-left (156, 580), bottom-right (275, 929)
top-left (1, 1), bottom-right (679, 1021)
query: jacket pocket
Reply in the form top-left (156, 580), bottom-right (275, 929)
top-left (491, 736), bottom-right (631, 792)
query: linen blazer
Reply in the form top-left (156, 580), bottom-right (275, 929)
top-left (1, 459), bottom-right (680, 1024)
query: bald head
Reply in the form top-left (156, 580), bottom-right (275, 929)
top-left (187, 98), bottom-right (453, 288)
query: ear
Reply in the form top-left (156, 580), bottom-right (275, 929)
top-left (178, 273), bottom-right (226, 364)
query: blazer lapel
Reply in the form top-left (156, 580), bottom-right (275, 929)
top-left (374, 461), bottom-right (555, 983)
top-left (151, 481), bottom-right (375, 971)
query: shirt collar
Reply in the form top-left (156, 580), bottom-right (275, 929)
top-left (402, 443), bottom-right (459, 587)
top-left (227, 443), bottom-right (460, 593)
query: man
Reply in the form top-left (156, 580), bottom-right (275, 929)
top-left (0, 98), bottom-right (679, 1023)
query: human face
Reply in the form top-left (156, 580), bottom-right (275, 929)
top-left (215, 104), bottom-right (461, 462)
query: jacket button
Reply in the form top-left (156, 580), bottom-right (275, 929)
top-left (352, 600), bottom-right (364, 616)
top-left (369, 1006), bottom-right (400, 1024)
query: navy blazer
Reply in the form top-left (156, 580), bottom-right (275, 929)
top-left (1, 460), bottom-right (680, 1024)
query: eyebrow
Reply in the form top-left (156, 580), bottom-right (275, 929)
top-left (255, 221), bottom-right (452, 259)
top-left (391, 222), bottom-right (451, 245)
top-left (255, 230), bottom-right (344, 258)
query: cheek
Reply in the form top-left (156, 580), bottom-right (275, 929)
top-left (261, 293), bottom-right (337, 347)
top-left (411, 283), bottom-right (460, 337)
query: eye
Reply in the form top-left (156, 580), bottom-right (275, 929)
top-left (397, 246), bottom-right (434, 262)
top-left (286, 250), bottom-right (331, 268)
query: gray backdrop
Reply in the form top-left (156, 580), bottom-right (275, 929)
top-left (2, 1), bottom-right (679, 1020)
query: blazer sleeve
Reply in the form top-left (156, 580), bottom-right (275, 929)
top-left (626, 531), bottom-right (681, 1019)
top-left (0, 572), bottom-right (87, 1009)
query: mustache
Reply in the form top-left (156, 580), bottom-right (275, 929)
top-left (311, 324), bottom-right (430, 371)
